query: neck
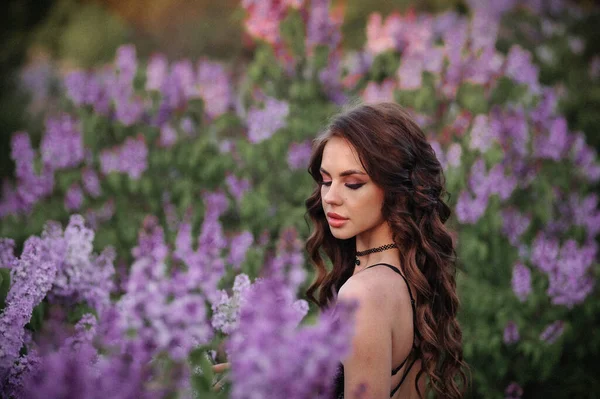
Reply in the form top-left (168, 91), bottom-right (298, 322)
top-left (355, 221), bottom-right (399, 267)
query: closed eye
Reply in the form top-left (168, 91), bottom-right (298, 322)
top-left (320, 181), bottom-right (365, 190)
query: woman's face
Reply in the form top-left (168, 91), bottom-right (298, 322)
top-left (320, 136), bottom-right (386, 240)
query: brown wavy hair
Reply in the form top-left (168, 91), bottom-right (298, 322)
top-left (304, 102), bottom-right (470, 398)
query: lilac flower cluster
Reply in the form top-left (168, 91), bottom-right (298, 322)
top-left (117, 218), bottom-right (214, 360)
top-left (174, 192), bottom-right (229, 304)
top-left (246, 97), bottom-right (290, 143)
top-left (49, 215), bottom-right (116, 314)
top-left (40, 114), bottom-right (84, 171)
top-left (99, 135), bottom-right (148, 180)
top-left (211, 273), bottom-right (252, 334)
top-left (264, 227), bottom-right (307, 293)
top-left (456, 159), bottom-right (517, 224)
top-left (511, 262), bottom-right (532, 302)
top-left (530, 234), bottom-right (595, 308)
top-left (505, 382), bottom-right (524, 399)
top-left (0, 132), bottom-right (54, 216)
top-left (225, 173), bottom-right (251, 203)
top-left (0, 224), bottom-right (66, 372)
top-left (503, 321), bottom-right (520, 344)
top-left (227, 231), bottom-right (254, 269)
top-left (306, 0), bottom-right (342, 52)
top-left (539, 320), bottom-right (565, 343)
top-left (227, 277), bottom-right (358, 399)
top-left (287, 140), bottom-right (313, 170)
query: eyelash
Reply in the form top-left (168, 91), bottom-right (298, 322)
top-left (320, 181), bottom-right (364, 190)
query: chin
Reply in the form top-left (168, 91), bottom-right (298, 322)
top-left (329, 228), bottom-right (355, 240)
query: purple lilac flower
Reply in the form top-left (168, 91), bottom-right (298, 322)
top-left (173, 192), bottom-right (229, 303)
top-left (430, 141), bottom-right (446, 170)
top-left (211, 273), bottom-right (252, 334)
top-left (4, 350), bottom-right (41, 398)
top-left (446, 143), bottom-right (462, 168)
top-left (468, 159), bottom-right (489, 199)
top-left (539, 320), bottom-right (564, 343)
top-left (455, 190), bottom-right (488, 224)
top-left (225, 174), bottom-right (251, 202)
top-left (172, 59), bottom-right (198, 98)
top-left (511, 262), bottom-right (531, 302)
top-left (81, 168), bottom-right (101, 198)
top-left (469, 10), bottom-right (499, 52)
top-left (547, 240), bottom-right (595, 307)
top-left (20, 342), bottom-right (152, 399)
top-left (159, 123), bottom-right (177, 148)
top-left (319, 53), bottom-right (347, 105)
top-left (0, 238), bottom-right (16, 269)
top-left (180, 117), bottom-right (195, 136)
top-left (227, 231), bottom-right (254, 269)
top-left (568, 194), bottom-right (600, 239)
top-left (0, 229), bottom-right (66, 371)
top-left (505, 382), bottom-right (523, 399)
top-left (115, 44), bottom-right (137, 83)
top-left (114, 96), bottom-right (145, 126)
top-left (501, 208), bottom-right (531, 246)
top-left (487, 164), bottom-right (517, 201)
top-left (40, 114), bottom-right (84, 171)
top-left (246, 97), bottom-right (290, 143)
top-left (131, 216), bottom-right (169, 264)
top-left (469, 114), bottom-right (497, 153)
top-left (570, 133), bottom-right (600, 182)
top-left (495, 107), bottom-right (529, 158)
top-left (397, 57), bottom-right (423, 90)
top-left (100, 136), bottom-right (148, 180)
top-left (64, 71), bottom-right (89, 106)
top-left (197, 60), bottom-right (231, 119)
top-left (64, 183), bottom-right (84, 211)
top-left (504, 45), bottom-right (540, 95)
top-left (306, 0), bottom-right (341, 51)
top-left (503, 321), bottom-right (520, 344)
top-left (10, 132), bottom-right (55, 212)
top-left (118, 220), bottom-right (214, 361)
top-left (287, 140), bottom-right (313, 170)
top-left (49, 215), bottom-right (116, 314)
top-left (146, 53), bottom-right (168, 91)
top-left (227, 277), bottom-right (357, 399)
top-left (362, 79), bottom-right (395, 103)
top-left (530, 234), bottom-right (560, 274)
top-left (534, 117), bottom-right (569, 161)
top-left (264, 228), bottom-right (307, 293)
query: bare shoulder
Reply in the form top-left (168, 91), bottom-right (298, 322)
top-left (338, 265), bottom-right (403, 313)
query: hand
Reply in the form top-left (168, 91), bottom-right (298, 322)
top-left (211, 362), bottom-right (230, 392)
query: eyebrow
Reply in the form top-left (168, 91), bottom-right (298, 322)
top-left (319, 167), bottom-right (367, 177)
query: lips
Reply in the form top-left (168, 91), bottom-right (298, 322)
top-left (326, 212), bottom-right (348, 220)
top-left (326, 212), bottom-right (348, 228)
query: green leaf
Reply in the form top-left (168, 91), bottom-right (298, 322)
top-left (457, 82), bottom-right (488, 114)
top-left (0, 268), bottom-right (10, 311)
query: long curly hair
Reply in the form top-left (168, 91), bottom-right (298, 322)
top-left (304, 102), bottom-right (470, 398)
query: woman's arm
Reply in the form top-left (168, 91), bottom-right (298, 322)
top-left (338, 274), bottom-right (394, 399)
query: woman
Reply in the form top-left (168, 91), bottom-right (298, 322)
top-left (304, 102), bottom-right (469, 398)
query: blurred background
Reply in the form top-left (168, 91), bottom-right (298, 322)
top-left (1, 0), bottom-right (600, 398)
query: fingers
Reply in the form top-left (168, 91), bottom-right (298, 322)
top-left (212, 377), bottom-right (227, 392)
top-left (212, 362), bottom-right (230, 374)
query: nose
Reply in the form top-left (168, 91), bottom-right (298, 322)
top-left (322, 182), bottom-right (343, 205)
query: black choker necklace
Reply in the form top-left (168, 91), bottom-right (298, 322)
top-left (355, 243), bottom-right (397, 266)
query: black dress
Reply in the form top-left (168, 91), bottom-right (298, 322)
top-left (332, 263), bottom-right (420, 399)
